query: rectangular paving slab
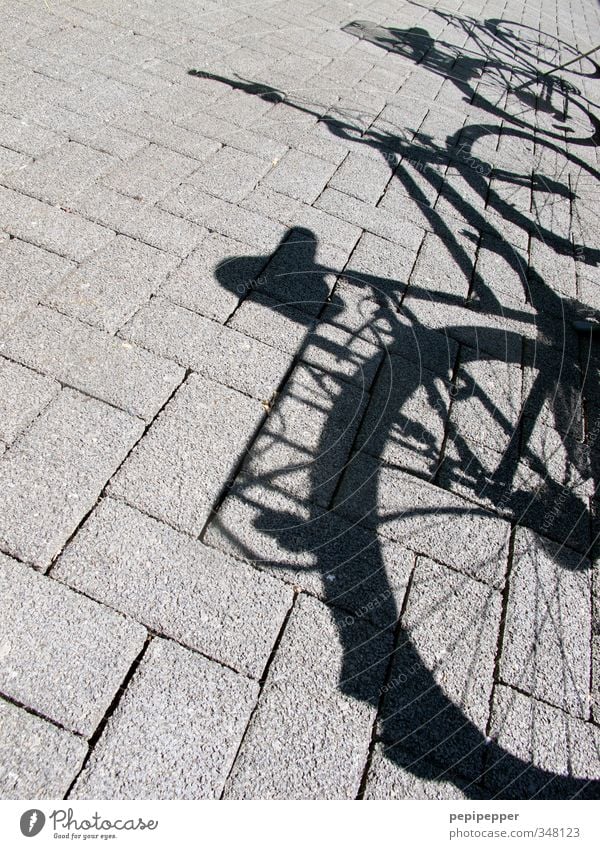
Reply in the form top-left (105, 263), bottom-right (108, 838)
top-left (55, 497), bottom-right (292, 678)
top-left (0, 389), bottom-right (143, 568)
top-left (71, 638), bottom-right (259, 799)
top-left (0, 552), bottom-right (146, 736)
top-left (119, 297), bottom-right (291, 400)
top-left (110, 372), bottom-right (266, 535)
top-left (499, 528), bottom-right (591, 718)
top-left (0, 304), bottom-right (185, 421)
top-left (0, 698), bottom-right (87, 799)
top-left (0, 358), bottom-right (59, 445)
top-left (224, 594), bottom-right (393, 799)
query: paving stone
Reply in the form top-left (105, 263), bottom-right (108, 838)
top-left (0, 145), bottom-right (30, 177)
top-left (401, 293), bottom-right (523, 362)
top-left (0, 697), bottom-right (87, 799)
top-left (186, 145), bottom-right (272, 202)
top-left (19, 103), bottom-right (147, 161)
top-left (55, 497), bottom-right (292, 678)
top-left (120, 297), bottom-right (291, 399)
top-left (342, 231), bottom-right (417, 300)
top-left (242, 185), bottom-right (362, 253)
top-left (0, 553), bottom-right (146, 735)
top-left (72, 638), bottom-right (258, 799)
top-left (3, 141), bottom-right (115, 206)
top-left (109, 373), bottom-right (265, 535)
top-left (229, 292), bottom-right (311, 355)
top-left (499, 527), bottom-right (591, 718)
top-left (260, 148), bottom-right (336, 203)
top-left (0, 185), bottom-right (113, 261)
top-left (160, 232), bottom-right (266, 322)
top-left (363, 743), bottom-right (480, 800)
top-left (0, 113), bottom-right (64, 156)
top-left (329, 151), bottom-right (391, 202)
top-left (409, 229), bottom-right (476, 300)
top-left (0, 358), bottom-right (59, 444)
top-left (450, 352), bottom-right (523, 454)
top-left (335, 452), bottom-right (510, 587)
top-left (487, 685), bottom-right (600, 798)
top-left (111, 108), bottom-right (223, 161)
top-left (178, 110), bottom-right (290, 162)
top-left (101, 143), bottom-right (200, 203)
top-left (0, 304), bottom-right (184, 421)
top-left (69, 184), bottom-right (207, 257)
top-left (355, 355), bottom-right (450, 476)
top-left (0, 237), bottom-right (74, 303)
top-left (316, 187), bottom-right (424, 250)
top-left (44, 235), bottom-right (180, 333)
top-left (379, 557), bottom-right (502, 776)
top-left (161, 184), bottom-right (286, 250)
top-left (0, 388), bottom-right (143, 567)
top-left (224, 594), bottom-right (393, 799)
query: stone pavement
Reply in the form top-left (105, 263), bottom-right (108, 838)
top-left (0, 0), bottom-right (599, 800)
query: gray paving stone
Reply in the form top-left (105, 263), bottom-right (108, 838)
top-left (499, 528), bottom-right (591, 718)
top-left (55, 497), bottom-right (292, 678)
top-left (109, 373), bottom-right (265, 535)
top-left (2, 141), bottom-right (115, 205)
top-left (72, 638), bottom-right (259, 799)
top-left (0, 358), bottom-right (59, 444)
top-left (355, 355), bottom-right (450, 476)
top-left (0, 697), bottom-right (87, 799)
top-left (0, 185), bottom-right (113, 261)
top-left (329, 151), bottom-right (391, 203)
top-left (379, 557), bottom-right (502, 774)
top-left (101, 143), bottom-right (200, 203)
top-left (335, 452), bottom-right (510, 587)
top-left (523, 339), bottom-right (583, 439)
top-left (0, 237), bottom-right (75, 303)
top-left (69, 184), bottom-right (207, 257)
top-left (242, 185), bottom-right (362, 253)
top-left (409, 229), bottom-right (476, 300)
top-left (159, 232), bottom-right (266, 322)
top-left (487, 685), bottom-right (600, 797)
top-left (161, 184), bottom-right (286, 250)
top-left (0, 388), bottom-right (143, 567)
top-left (0, 112), bottom-right (64, 156)
top-left (120, 297), bottom-right (291, 399)
top-left (0, 304), bottom-right (184, 421)
top-left (0, 553), bottom-right (146, 735)
top-left (228, 292), bottom-right (311, 355)
top-left (363, 743), bottom-right (478, 800)
top-left (260, 149), bottom-right (336, 204)
top-left (342, 231), bottom-right (418, 299)
top-left (186, 145), bottom-right (272, 202)
top-left (224, 594), bottom-right (393, 799)
top-left (450, 352), bottom-right (523, 454)
top-left (43, 235), bottom-right (180, 333)
top-left (315, 187), bottom-right (424, 250)
top-left (0, 145), bottom-right (30, 177)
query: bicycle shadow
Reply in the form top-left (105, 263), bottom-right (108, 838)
top-left (189, 14), bottom-right (600, 799)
